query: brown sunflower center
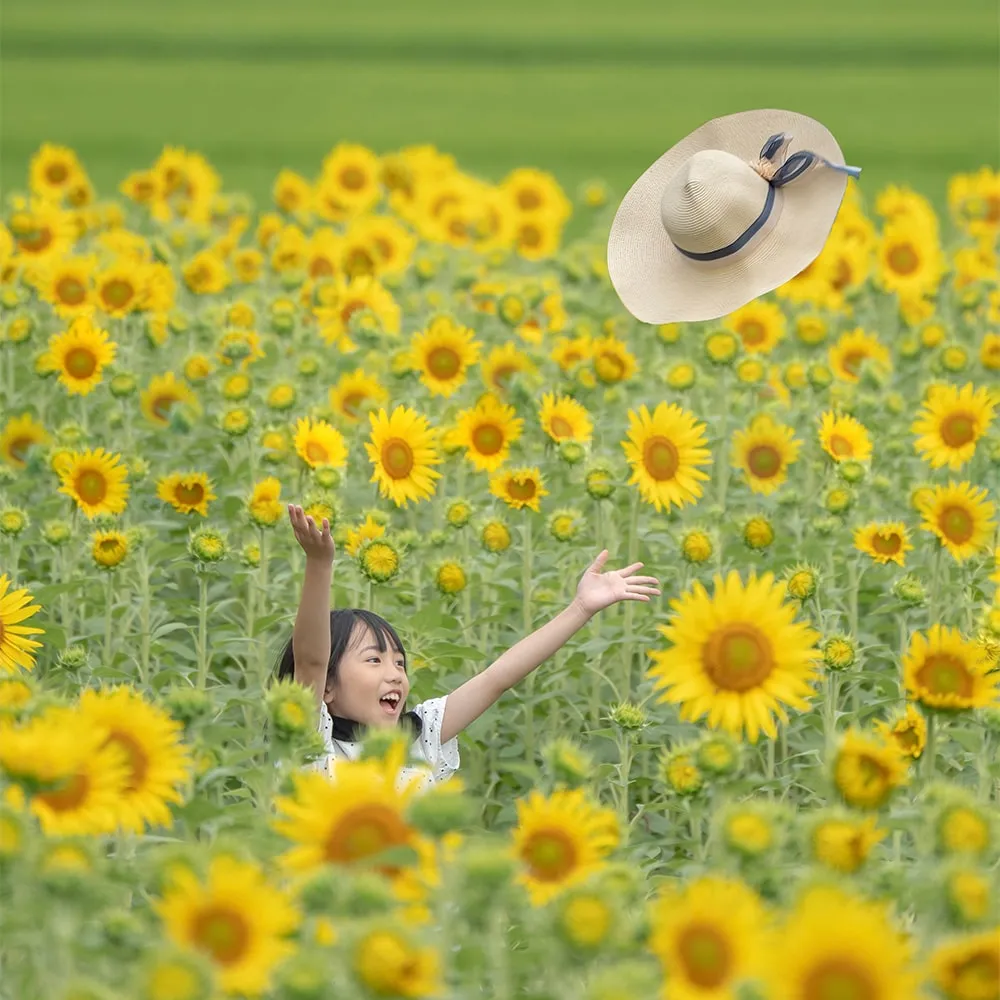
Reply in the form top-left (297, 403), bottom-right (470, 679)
top-left (192, 906), bottom-right (250, 964)
top-left (840, 351), bottom-right (866, 376)
top-left (519, 224), bottom-right (541, 249)
top-left (642, 436), bottom-right (679, 481)
top-left (106, 732), bottom-right (149, 792)
top-left (916, 653), bottom-right (974, 697)
top-left (857, 754), bottom-right (889, 790)
top-left (521, 829), bottom-right (577, 882)
top-left (75, 470), bottom-right (108, 505)
top-left (507, 477), bottom-right (537, 501)
top-left (339, 166), bottom-right (366, 191)
top-left (828, 434), bottom-right (854, 457)
top-left (324, 804), bottom-right (410, 863)
top-left (738, 320), bottom-right (767, 347)
top-left (747, 444), bottom-right (781, 479)
top-left (548, 415), bottom-right (575, 439)
top-left (888, 244), bottom-right (919, 276)
top-left (702, 624), bottom-right (774, 692)
top-left (831, 258), bottom-right (852, 291)
top-left (677, 924), bottom-right (733, 989)
top-left (517, 189), bottom-right (542, 211)
top-left (46, 162), bottom-right (70, 184)
top-left (340, 391), bottom-right (366, 417)
top-left (36, 773), bottom-right (89, 812)
top-left (18, 226), bottom-right (54, 254)
top-left (952, 950), bottom-right (1000, 995)
top-left (152, 393), bottom-right (179, 421)
top-left (344, 248), bottom-right (375, 277)
top-left (596, 351), bottom-right (625, 381)
top-left (471, 423), bottom-right (504, 456)
top-left (340, 299), bottom-right (366, 325)
top-left (309, 256), bottom-right (335, 278)
top-left (55, 276), bottom-right (87, 305)
top-left (872, 531), bottom-right (902, 555)
top-left (802, 958), bottom-right (877, 1000)
top-left (939, 412), bottom-right (976, 449)
top-left (64, 347), bottom-right (98, 380)
top-left (175, 482), bottom-right (205, 506)
top-left (938, 505), bottom-right (974, 544)
top-left (101, 279), bottom-right (136, 310)
top-left (305, 440), bottom-right (330, 463)
top-left (382, 438), bottom-right (414, 479)
top-left (895, 726), bottom-right (920, 750)
top-left (427, 346), bottom-right (461, 380)
top-left (9, 437), bottom-right (34, 462)
top-left (490, 364), bottom-right (519, 389)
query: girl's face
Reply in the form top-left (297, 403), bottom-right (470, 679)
top-left (325, 623), bottom-right (410, 729)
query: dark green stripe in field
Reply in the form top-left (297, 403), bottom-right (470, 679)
top-left (5, 31), bottom-right (997, 68)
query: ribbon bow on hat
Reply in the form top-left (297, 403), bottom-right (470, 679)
top-left (607, 109), bottom-right (862, 324)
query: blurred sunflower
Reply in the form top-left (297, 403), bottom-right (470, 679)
top-left (39, 315), bottom-right (116, 396)
top-left (8, 199), bottom-right (76, 260)
top-left (57, 447), bottom-right (129, 518)
top-left (155, 854), bottom-right (299, 997)
top-left (647, 875), bottom-right (769, 997)
top-left (621, 403), bottom-right (711, 512)
top-left (724, 300), bottom-right (786, 354)
top-left (920, 482), bottom-right (996, 562)
top-left (730, 414), bottom-right (800, 495)
top-left (0, 574), bottom-right (44, 675)
top-left (874, 703), bottom-right (927, 759)
top-left (329, 368), bottom-right (389, 423)
top-left (91, 529), bottom-right (130, 569)
top-left (511, 788), bottom-right (619, 905)
top-left (877, 218), bottom-right (946, 299)
top-left (819, 410), bottom-right (873, 463)
top-left (315, 275), bottom-right (400, 348)
top-left (828, 327), bottom-right (892, 383)
top-left (248, 477), bottom-right (284, 527)
top-left (29, 142), bottom-right (85, 199)
top-left (912, 383), bottom-right (996, 470)
top-left (902, 625), bottom-right (999, 711)
top-left (927, 927), bottom-right (1000, 1000)
top-left (293, 417), bottom-right (348, 470)
top-left (95, 260), bottom-right (145, 317)
top-left (141, 372), bottom-right (200, 426)
top-left (452, 395), bottom-right (524, 472)
top-left (157, 472), bottom-right (216, 516)
top-left (0, 413), bottom-right (49, 469)
top-left (481, 340), bottom-right (536, 393)
top-left (539, 392), bottom-right (593, 444)
top-left (648, 571), bottom-right (820, 743)
top-left (833, 730), bottom-right (908, 810)
top-left (501, 167), bottom-right (572, 224)
top-left (365, 405), bottom-right (441, 507)
top-left (317, 143), bottom-right (382, 218)
top-left (853, 521), bottom-right (913, 566)
top-left (409, 315), bottom-right (480, 397)
top-left (592, 335), bottom-right (637, 385)
top-left (489, 466), bottom-right (548, 512)
top-left (810, 812), bottom-right (887, 874)
top-left (36, 254), bottom-right (96, 318)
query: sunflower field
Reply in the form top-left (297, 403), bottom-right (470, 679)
top-left (0, 142), bottom-right (999, 1000)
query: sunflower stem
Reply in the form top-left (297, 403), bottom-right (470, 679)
top-left (103, 572), bottom-right (114, 667)
top-left (521, 517), bottom-right (535, 763)
top-left (622, 489), bottom-right (640, 697)
top-left (824, 671), bottom-right (841, 761)
top-left (616, 730), bottom-right (633, 831)
top-left (196, 574), bottom-right (210, 690)
top-left (60, 545), bottom-right (73, 639)
top-left (255, 531), bottom-right (270, 683)
top-left (923, 712), bottom-right (937, 779)
top-left (138, 548), bottom-right (151, 688)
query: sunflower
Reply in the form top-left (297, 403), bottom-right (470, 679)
top-left (902, 625), bottom-right (999, 712)
top-left (539, 392), bottom-right (593, 444)
top-left (724, 300), bottom-right (786, 354)
top-left (365, 406), bottom-right (441, 508)
top-left (354, 927), bottom-right (442, 998)
top-left (648, 571), bottom-right (821, 743)
top-left (833, 730), bottom-right (908, 810)
top-left (293, 417), bottom-right (348, 470)
top-left (317, 143), bottom-right (382, 218)
top-left (39, 315), bottom-right (117, 396)
top-left (511, 789), bottom-right (618, 905)
top-left (77, 686), bottom-right (193, 833)
top-left (731, 414), bottom-right (801, 495)
top-left (410, 315), bottom-right (481, 397)
top-left (29, 142), bottom-right (84, 199)
top-left (0, 575), bottom-right (45, 676)
top-left (452, 395), bottom-right (524, 472)
top-left (877, 218), bottom-right (946, 298)
top-left (592, 335), bottom-right (637, 384)
top-left (0, 413), bottom-right (49, 469)
top-left (928, 928), bottom-right (1000, 1000)
top-left (329, 369), bottom-right (389, 423)
top-left (481, 341), bottom-right (536, 393)
top-left (501, 167), bottom-right (572, 223)
top-left (155, 854), bottom-right (300, 997)
top-left (36, 254), bottom-right (96, 318)
top-left (647, 875), bottom-right (769, 997)
top-left (810, 812), bottom-right (887, 873)
top-left (853, 521), bottom-right (913, 567)
top-left (8, 199), bottom-right (76, 260)
top-left (828, 327), bottom-right (892, 383)
top-left (550, 334), bottom-right (593, 372)
top-left (57, 447), bottom-right (129, 518)
top-left (157, 472), bottom-right (217, 517)
top-left (912, 383), bottom-right (996, 470)
top-left (345, 514), bottom-right (386, 557)
top-left (819, 410), bottom-right (873, 463)
top-left (141, 372), bottom-right (200, 427)
top-left (91, 530), bottom-right (130, 569)
top-left (353, 214), bottom-right (417, 276)
top-left (315, 274), bottom-right (400, 349)
top-left (874, 704), bottom-right (927, 759)
top-left (763, 885), bottom-right (920, 1000)
top-left (183, 251), bottom-right (230, 295)
top-left (489, 466), bottom-right (548, 513)
top-left (621, 403), bottom-right (711, 513)
top-left (920, 482), bottom-right (996, 562)
top-left (248, 477), bottom-right (283, 527)
top-left (95, 260), bottom-right (145, 318)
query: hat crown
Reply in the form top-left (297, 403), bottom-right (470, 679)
top-left (660, 149), bottom-right (771, 256)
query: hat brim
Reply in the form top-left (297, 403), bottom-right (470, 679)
top-left (607, 109), bottom-right (850, 324)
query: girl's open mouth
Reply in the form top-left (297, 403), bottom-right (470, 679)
top-left (379, 691), bottom-right (401, 715)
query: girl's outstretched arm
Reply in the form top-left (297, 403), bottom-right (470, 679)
top-left (439, 550), bottom-right (660, 742)
top-left (288, 504), bottom-right (335, 708)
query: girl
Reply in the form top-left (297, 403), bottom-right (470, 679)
top-left (277, 504), bottom-right (661, 787)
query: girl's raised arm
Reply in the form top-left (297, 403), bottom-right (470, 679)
top-left (439, 550), bottom-right (660, 743)
top-left (288, 504), bottom-right (335, 708)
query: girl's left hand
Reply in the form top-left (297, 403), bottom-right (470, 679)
top-left (573, 549), bottom-right (661, 617)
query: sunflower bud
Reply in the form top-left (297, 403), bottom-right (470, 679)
top-left (824, 486), bottom-right (854, 515)
top-left (548, 508), bottom-right (584, 543)
top-left (609, 701), bottom-right (647, 731)
top-left (160, 686), bottom-right (213, 728)
top-left (704, 330), bottom-right (738, 366)
top-left (480, 519), bottom-right (511, 554)
top-left (58, 645), bottom-right (89, 671)
top-left (559, 440), bottom-right (586, 465)
top-left (584, 460), bottom-right (616, 500)
top-left (743, 515), bottom-right (775, 551)
top-left (407, 780), bottom-right (475, 837)
top-left (0, 507), bottom-right (28, 537)
top-left (836, 460), bottom-right (866, 484)
top-left (434, 560), bottom-right (467, 595)
top-left (445, 499), bottom-right (473, 528)
top-left (660, 746), bottom-right (704, 796)
top-left (108, 372), bottom-right (137, 398)
top-left (822, 635), bottom-right (857, 671)
top-left (188, 528), bottom-right (228, 564)
top-left (696, 733), bottom-right (742, 776)
top-left (542, 736), bottom-right (595, 787)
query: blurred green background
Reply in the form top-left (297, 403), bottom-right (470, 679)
top-left (2, 0), bottom-right (997, 228)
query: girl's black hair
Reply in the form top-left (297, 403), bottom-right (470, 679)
top-left (274, 608), bottom-right (421, 738)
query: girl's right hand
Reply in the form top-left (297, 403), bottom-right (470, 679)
top-left (288, 504), bottom-right (336, 564)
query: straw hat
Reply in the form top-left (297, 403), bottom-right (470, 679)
top-left (607, 109), bottom-right (860, 324)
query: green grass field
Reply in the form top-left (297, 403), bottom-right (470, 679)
top-left (2, 0), bottom-right (997, 226)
